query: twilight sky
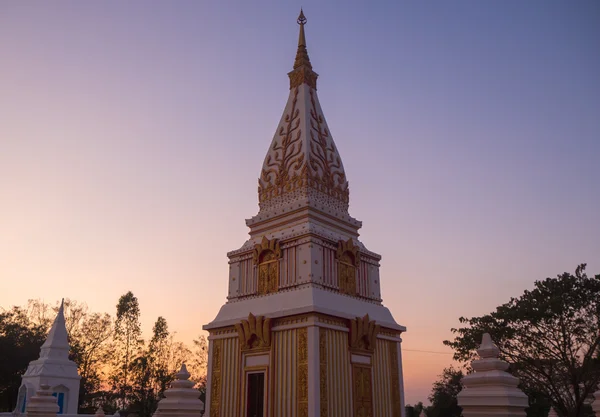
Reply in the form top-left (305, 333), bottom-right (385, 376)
top-left (1, 0), bottom-right (599, 406)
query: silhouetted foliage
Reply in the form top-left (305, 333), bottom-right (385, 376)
top-left (427, 367), bottom-right (463, 417)
top-left (405, 401), bottom-right (427, 417)
top-left (0, 296), bottom-right (207, 417)
top-left (444, 264), bottom-right (600, 417)
top-left (113, 291), bottom-right (142, 408)
top-left (0, 307), bottom-right (46, 411)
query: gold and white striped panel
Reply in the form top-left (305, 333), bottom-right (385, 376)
top-left (273, 328), bottom-right (297, 417)
top-left (219, 337), bottom-right (240, 416)
top-left (282, 245), bottom-right (298, 288)
top-left (358, 261), bottom-right (370, 298)
top-left (323, 247), bottom-right (337, 288)
top-left (325, 328), bottom-right (352, 416)
top-left (240, 258), bottom-right (255, 296)
top-left (373, 338), bottom-right (393, 417)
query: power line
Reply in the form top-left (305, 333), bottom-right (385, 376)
top-left (403, 349), bottom-right (453, 355)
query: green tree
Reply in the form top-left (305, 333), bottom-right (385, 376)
top-left (113, 291), bottom-right (142, 408)
top-left (444, 264), bottom-right (600, 417)
top-left (0, 307), bottom-right (46, 411)
top-left (427, 367), bottom-right (463, 417)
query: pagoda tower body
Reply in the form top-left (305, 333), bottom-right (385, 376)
top-left (17, 300), bottom-right (81, 415)
top-left (203, 12), bottom-right (406, 417)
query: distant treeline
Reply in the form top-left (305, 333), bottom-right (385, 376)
top-left (0, 291), bottom-right (207, 417)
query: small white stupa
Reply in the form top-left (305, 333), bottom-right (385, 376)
top-left (25, 384), bottom-right (60, 417)
top-left (153, 364), bottom-right (204, 417)
top-left (16, 299), bottom-right (81, 414)
top-left (457, 333), bottom-right (528, 417)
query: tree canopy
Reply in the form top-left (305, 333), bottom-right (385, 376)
top-left (0, 307), bottom-right (47, 411)
top-left (444, 264), bottom-right (600, 417)
top-left (427, 367), bottom-right (463, 417)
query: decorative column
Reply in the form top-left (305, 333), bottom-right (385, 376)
top-left (457, 333), bottom-right (528, 417)
top-left (25, 384), bottom-right (59, 417)
top-left (153, 364), bottom-right (204, 417)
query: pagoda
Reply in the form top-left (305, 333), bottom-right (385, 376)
top-left (203, 11), bottom-right (406, 417)
top-left (17, 300), bottom-right (81, 415)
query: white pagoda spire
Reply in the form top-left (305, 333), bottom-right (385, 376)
top-left (254, 9), bottom-right (354, 229)
top-left (18, 298), bottom-right (81, 415)
top-left (39, 299), bottom-right (69, 359)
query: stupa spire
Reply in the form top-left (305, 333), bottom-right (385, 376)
top-left (40, 298), bottom-right (69, 359)
top-left (289, 9), bottom-right (318, 89)
top-left (20, 298), bottom-right (81, 415)
top-left (254, 10), bottom-right (354, 227)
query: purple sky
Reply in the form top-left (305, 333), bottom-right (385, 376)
top-left (1, 0), bottom-right (599, 405)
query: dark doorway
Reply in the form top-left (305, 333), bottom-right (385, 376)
top-left (246, 372), bottom-right (265, 417)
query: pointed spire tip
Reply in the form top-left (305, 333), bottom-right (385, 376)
top-left (297, 9), bottom-right (306, 25)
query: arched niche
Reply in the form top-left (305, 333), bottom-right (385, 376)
top-left (16, 384), bottom-right (28, 413)
top-left (51, 384), bottom-right (69, 414)
top-left (336, 238), bottom-right (360, 295)
top-left (253, 236), bottom-right (282, 295)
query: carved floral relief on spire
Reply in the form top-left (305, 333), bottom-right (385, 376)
top-left (308, 90), bottom-right (349, 203)
top-left (259, 87), bottom-right (305, 202)
top-left (257, 88), bottom-right (350, 208)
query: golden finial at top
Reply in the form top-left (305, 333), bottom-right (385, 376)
top-left (289, 8), bottom-right (318, 90)
top-left (297, 8), bottom-right (307, 25)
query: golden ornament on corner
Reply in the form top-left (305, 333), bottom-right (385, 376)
top-left (349, 314), bottom-right (380, 352)
top-left (235, 313), bottom-right (272, 351)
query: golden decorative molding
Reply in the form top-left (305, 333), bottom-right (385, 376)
top-left (319, 328), bottom-right (328, 417)
top-left (297, 327), bottom-right (309, 417)
top-left (210, 326), bottom-right (236, 336)
top-left (389, 341), bottom-right (402, 417)
top-left (289, 66), bottom-right (318, 90)
top-left (379, 328), bottom-right (402, 338)
top-left (336, 238), bottom-right (359, 295)
top-left (317, 314), bottom-right (348, 328)
top-left (349, 314), bottom-right (380, 352)
top-left (273, 314), bottom-right (310, 327)
top-left (352, 364), bottom-right (374, 417)
top-left (253, 236), bottom-right (282, 295)
top-left (210, 339), bottom-right (222, 417)
top-left (235, 313), bottom-right (272, 351)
